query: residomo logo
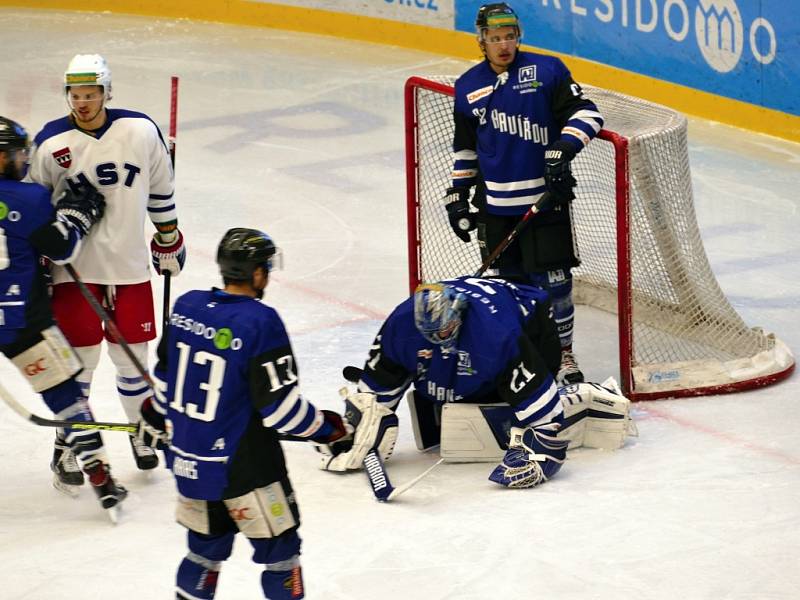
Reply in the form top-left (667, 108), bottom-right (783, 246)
top-left (695, 0), bottom-right (744, 73)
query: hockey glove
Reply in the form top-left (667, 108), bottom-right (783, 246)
top-left (445, 187), bottom-right (477, 243)
top-left (151, 229), bottom-right (186, 276)
top-left (488, 423), bottom-right (568, 489)
top-left (311, 410), bottom-right (354, 457)
top-left (55, 187), bottom-right (106, 237)
top-left (543, 140), bottom-right (578, 204)
top-left (321, 389), bottom-right (398, 472)
top-left (137, 397), bottom-right (168, 450)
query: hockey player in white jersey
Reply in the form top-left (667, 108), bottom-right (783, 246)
top-left (27, 54), bottom-right (187, 479)
top-left (1, 116), bottom-right (127, 514)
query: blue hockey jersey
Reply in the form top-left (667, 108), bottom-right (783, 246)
top-left (358, 277), bottom-right (563, 428)
top-left (452, 51), bottom-right (604, 216)
top-left (0, 180), bottom-right (82, 345)
top-left (154, 288), bottom-right (326, 501)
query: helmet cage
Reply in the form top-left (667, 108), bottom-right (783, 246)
top-left (413, 283), bottom-right (467, 347)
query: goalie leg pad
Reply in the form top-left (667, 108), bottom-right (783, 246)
top-left (557, 377), bottom-right (637, 450)
top-left (320, 389), bottom-right (398, 472)
top-left (407, 391), bottom-right (442, 452)
top-left (440, 402), bottom-right (515, 463)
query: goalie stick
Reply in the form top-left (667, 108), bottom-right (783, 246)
top-left (364, 448), bottom-right (444, 502)
top-left (340, 367), bottom-right (443, 501)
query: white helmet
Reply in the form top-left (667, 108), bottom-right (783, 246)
top-left (64, 54), bottom-right (112, 101)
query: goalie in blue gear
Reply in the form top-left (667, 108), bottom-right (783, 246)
top-left (327, 276), bottom-right (570, 489)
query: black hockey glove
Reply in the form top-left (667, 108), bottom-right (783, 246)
top-left (544, 140), bottom-right (578, 204)
top-left (55, 186), bottom-right (106, 237)
top-left (311, 410), bottom-right (354, 457)
top-left (137, 397), bottom-right (167, 450)
top-left (445, 187), bottom-right (477, 243)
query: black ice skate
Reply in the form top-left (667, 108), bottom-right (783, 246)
top-left (557, 350), bottom-right (585, 386)
top-left (51, 440), bottom-right (84, 496)
top-left (86, 461), bottom-right (128, 522)
top-left (129, 435), bottom-right (159, 470)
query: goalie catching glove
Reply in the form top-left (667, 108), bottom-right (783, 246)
top-left (488, 423), bottom-right (568, 489)
top-left (151, 228), bottom-right (187, 276)
top-left (320, 388), bottom-right (398, 472)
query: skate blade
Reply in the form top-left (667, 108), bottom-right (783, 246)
top-left (52, 475), bottom-right (81, 498)
top-left (105, 505), bottom-right (121, 524)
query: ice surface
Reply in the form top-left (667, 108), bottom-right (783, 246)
top-left (1, 9), bottom-right (799, 599)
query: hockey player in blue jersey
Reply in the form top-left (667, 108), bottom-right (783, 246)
top-left (323, 276), bottom-right (571, 489)
top-left (445, 3), bottom-right (605, 387)
top-left (0, 116), bottom-right (129, 513)
top-left (136, 227), bottom-right (351, 600)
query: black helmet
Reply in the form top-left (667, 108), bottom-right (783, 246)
top-left (475, 3), bottom-right (522, 39)
top-left (0, 116), bottom-right (29, 153)
top-left (217, 227), bottom-right (277, 280)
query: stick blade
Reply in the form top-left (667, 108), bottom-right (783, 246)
top-left (363, 449), bottom-right (394, 502)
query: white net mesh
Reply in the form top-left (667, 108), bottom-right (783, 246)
top-left (408, 77), bottom-right (793, 398)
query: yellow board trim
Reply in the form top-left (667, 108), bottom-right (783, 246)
top-left (6, 0), bottom-right (799, 142)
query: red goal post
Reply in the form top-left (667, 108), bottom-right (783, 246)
top-left (404, 76), bottom-right (794, 401)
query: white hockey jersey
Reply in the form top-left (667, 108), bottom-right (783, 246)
top-left (27, 109), bottom-right (177, 285)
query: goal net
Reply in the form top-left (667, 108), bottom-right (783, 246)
top-left (405, 76), bottom-right (794, 400)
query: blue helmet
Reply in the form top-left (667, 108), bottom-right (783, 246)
top-left (413, 283), bottom-right (467, 347)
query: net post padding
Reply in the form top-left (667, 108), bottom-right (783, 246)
top-left (404, 76), bottom-right (794, 400)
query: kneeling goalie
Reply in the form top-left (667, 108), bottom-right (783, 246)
top-left (321, 276), bottom-right (636, 489)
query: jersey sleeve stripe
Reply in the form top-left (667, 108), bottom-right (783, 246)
top-left (149, 192), bottom-right (174, 200)
top-left (261, 387), bottom-right (301, 427)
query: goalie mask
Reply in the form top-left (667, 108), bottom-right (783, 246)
top-left (413, 283), bottom-right (467, 348)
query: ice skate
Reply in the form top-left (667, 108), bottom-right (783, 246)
top-left (51, 441), bottom-right (84, 497)
top-left (86, 461), bottom-right (128, 523)
top-left (129, 435), bottom-right (159, 470)
top-left (557, 350), bottom-right (585, 385)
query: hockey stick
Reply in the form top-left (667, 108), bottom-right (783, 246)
top-left (364, 448), bottom-right (444, 502)
top-left (339, 367), bottom-right (443, 501)
top-left (473, 192), bottom-right (552, 277)
top-left (162, 75), bottom-right (179, 330)
top-left (64, 264), bottom-right (165, 404)
top-left (0, 382), bottom-right (138, 433)
top-left (0, 380), bottom-right (309, 442)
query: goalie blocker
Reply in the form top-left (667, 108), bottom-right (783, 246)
top-left (408, 378), bottom-right (637, 462)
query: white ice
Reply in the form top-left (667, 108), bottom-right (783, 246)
top-left (1, 9), bottom-right (799, 600)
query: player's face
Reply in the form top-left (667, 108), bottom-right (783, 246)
top-left (67, 85), bottom-right (106, 129)
top-left (0, 146), bottom-right (29, 180)
top-left (481, 26), bottom-right (519, 73)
